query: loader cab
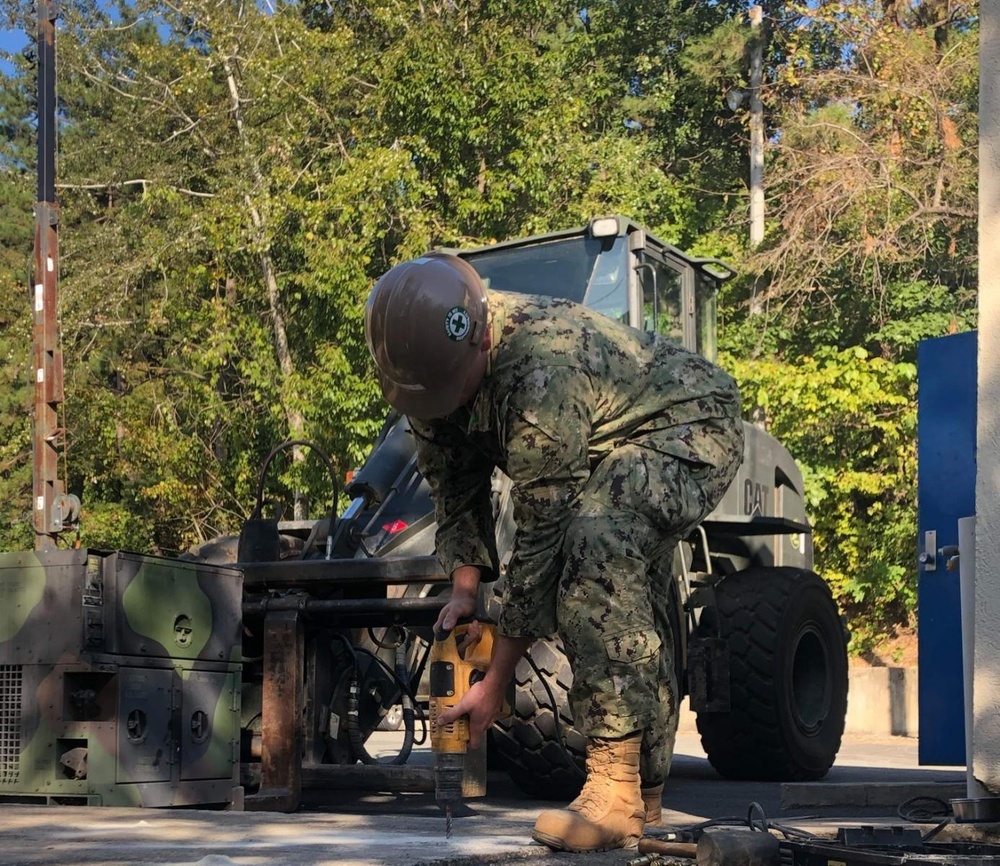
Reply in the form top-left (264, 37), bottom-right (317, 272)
top-left (455, 215), bottom-right (734, 363)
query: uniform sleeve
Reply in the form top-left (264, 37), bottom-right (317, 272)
top-left (410, 418), bottom-right (499, 580)
top-left (499, 365), bottom-right (594, 639)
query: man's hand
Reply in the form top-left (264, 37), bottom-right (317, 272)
top-left (437, 676), bottom-right (507, 749)
top-left (435, 594), bottom-right (478, 634)
top-left (436, 633), bottom-right (534, 749)
top-left (435, 565), bottom-right (482, 633)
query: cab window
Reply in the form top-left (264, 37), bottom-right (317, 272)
top-left (582, 241), bottom-right (630, 324)
top-left (639, 261), bottom-right (683, 343)
top-left (695, 274), bottom-right (719, 362)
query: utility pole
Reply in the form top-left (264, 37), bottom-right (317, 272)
top-left (749, 4), bottom-right (765, 249)
top-left (973, 0), bottom-right (1000, 797)
top-left (32, 1), bottom-right (78, 550)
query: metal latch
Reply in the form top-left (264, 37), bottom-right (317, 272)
top-left (918, 530), bottom-right (937, 571)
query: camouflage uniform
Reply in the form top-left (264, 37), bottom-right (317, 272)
top-left (411, 291), bottom-right (743, 786)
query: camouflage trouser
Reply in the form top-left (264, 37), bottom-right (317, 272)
top-left (556, 418), bottom-right (743, 786)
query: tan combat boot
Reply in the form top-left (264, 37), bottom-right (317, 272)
top-left (532, 734), bottom-right (645, 852)
top-left (642, 783), bottom-right (664, 826)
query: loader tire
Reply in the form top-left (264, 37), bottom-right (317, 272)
top-left (480, 575), bottom-right (585, 799)
top-left (483, 555), bottom-right (685, 800)
top-left (695, 567), bottom-right (848, 781)
top-left (490, 635), bottom-right (587, 800)
top-left (180, 532), bottom-right (305, 563)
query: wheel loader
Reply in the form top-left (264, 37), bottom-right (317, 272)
top-left (188, 215), bottom-right (848, 806)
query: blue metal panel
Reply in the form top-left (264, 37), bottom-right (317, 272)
top-left (917, 330), bottom-right (977, 766)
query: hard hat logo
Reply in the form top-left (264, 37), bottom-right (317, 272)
top-left (445, 307), bottom-right (472, 341)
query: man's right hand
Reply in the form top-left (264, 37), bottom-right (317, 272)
top-left (435, 564), bottom-right (482, 633)
top-left (435, 593), bottom-right (479, 634)
top-left (437, 632), bottom-right (533, 748)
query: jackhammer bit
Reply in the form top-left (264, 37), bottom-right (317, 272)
top-left (428, 622), bottom-right (497, 839)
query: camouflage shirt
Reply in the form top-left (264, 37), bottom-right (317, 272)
top-left (410, 291), bottom-right (741, 639)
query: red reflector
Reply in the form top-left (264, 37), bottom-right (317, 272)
top-left (382, 520), bottom-right (408, 534)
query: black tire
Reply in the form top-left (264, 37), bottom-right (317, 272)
top-left (481, 576), bottom-right (586, 800)
top-left (695, 567), bottom-right (848, 781)
top-left (490, 635), bottom-right (587, 800)
top-left (179, 532), bottom-right (304, 563)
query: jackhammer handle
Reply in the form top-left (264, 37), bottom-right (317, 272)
top-left (434, 615), bottom-right (497, 642)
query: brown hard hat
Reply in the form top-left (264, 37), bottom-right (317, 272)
top-left (365, 254), bottom-right (489, 420)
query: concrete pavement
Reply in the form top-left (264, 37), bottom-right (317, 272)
top-left (0, 731), bottom-right (969, 866)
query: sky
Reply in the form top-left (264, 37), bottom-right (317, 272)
top-left (1, 27), bottom-right (29, 76)
top-left (1, 27), bottom-right (28, 51)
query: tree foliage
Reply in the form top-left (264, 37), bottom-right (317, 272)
top-left (1, 0), bottom-right (729, 552)
top-left (0, 0), bottom-right (981, 647)
top-left (727, 349), bottom-right (918, 648)
top-left (725, 0), bottom-right (979, 360)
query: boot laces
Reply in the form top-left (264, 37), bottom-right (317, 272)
top-left (569, 777), bottom-right (616, 817)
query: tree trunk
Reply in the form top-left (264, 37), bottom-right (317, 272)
top-left (223, 54), bottom-right (308, 520)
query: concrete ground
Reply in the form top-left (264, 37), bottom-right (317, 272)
top-left (0, 731), bottom-right (974, 866)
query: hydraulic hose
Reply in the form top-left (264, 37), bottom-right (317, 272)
top-left (346, 675), bottom-right (375, 765)
top-left (393, 640), bottom-right (416, 764)
top-left (335, 631), bottom-right (419, 766)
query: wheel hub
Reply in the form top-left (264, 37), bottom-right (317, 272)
top-left (791, 625), bottom-right (831, 734)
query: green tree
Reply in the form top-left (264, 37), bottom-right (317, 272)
top-left (0, 29), bottom-right (39, 550)
top-left (727, 348), bottom-right (918, 649)
top-left (726, 0), bottom-right (979, 360)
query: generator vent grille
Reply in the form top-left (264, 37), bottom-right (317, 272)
top-left (0, 664), bottom-right (22, 785)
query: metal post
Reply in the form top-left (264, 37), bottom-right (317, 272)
top-left (973, 0), bottom-right (1000, 795)
top-left (246, 610), bottom-right (304, 812)
top-left (748, 5), bottom-right (765, 249)
top-left (32, 1), bottom-right (66, 551)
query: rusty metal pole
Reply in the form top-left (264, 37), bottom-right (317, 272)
top-left (246, 610), bottom-right (304, 812)
top-left (32, 1), bottom-right (68, 551)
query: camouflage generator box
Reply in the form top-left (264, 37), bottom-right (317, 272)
top-left (0, 548), bottom-right (243, 808)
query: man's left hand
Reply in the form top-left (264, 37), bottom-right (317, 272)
top-left (437, 677), bottom-right (506, 749)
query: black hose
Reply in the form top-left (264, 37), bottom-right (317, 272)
top-left (346, 676), bottom-right (375, 765)
top-left (367, 626), bottom-right (404, 650)
top-left (409, 639), bottom-right (433, 747)
top-left (897, 795), bottom-right (953, 840)
top-left (676, 808), bottom-right (821, 842)
top-left (392, 640), bottom-right (415, 764)
top-left (333, 632), bottom-right (426, 766)
top-left (330, 633), bottom-right (376, 765)
top-left (353, 644), bottom-right (429, 745)
top-left (249, 439), bottom-right (340, 557)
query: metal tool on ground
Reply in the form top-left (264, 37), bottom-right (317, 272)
top-left (656, 803), bottom-right (1000, 866)
top-left (630, 855), bottom-right (696, 866)
top-left (634, 828), bottom-right (779, 866)
top-left (637, 838), bottom-right (699, 858)
top-left (428, 621), bottom-right (497, 838)
top-left (696, 829), bottom-right (780, 866)
top-left (781, 825), bottom-right (1000, 866)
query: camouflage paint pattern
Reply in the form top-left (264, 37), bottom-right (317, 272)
top-left (559, 425), bottom-right (741, 783)
top-left (410, 291), bottom-right (743, 780)
top-left (110, 552), bottom-right (243, 665)
top-left (0, 549), bottom-right (242, 807)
